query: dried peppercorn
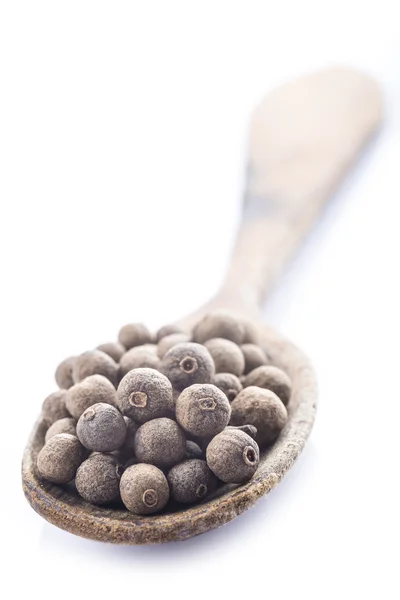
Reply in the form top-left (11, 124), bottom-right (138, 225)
top-left (244, 365), bottom-right (292, 406)
top-left (206, 428), bottom-right (259, 483)
top-left (55, 356), bottom-right (76, 390)
top-left (119, 346), bottom-right (161, 378)
top-left (161, 342), bottom-right (215, 391)
top-left (185, 440), bottom-right (204, 459)
top-left (193, 311), bottom-right (245, 345)
top-left (120, 464), bottom-right (170, 514)
top-left (118, 323), bottom-right (152, 350)
top-left (45, 417), bottom-right (77, 443)
top-left (213, 372), bottom-right (243, 402)
top-left (230, 386), bottom-right (288, 447)
top-left (175, 383), bottom-right (231, 438)
top-left (121, 416), bottom-right (139, 457)
top-left (134, 417), bottom-right (186, 469)
top-left (204, 338), bottom-right (245, 377)
top-left (117, 368), bottom-right (173, 423)
top-left (73, 350), bottom-right (119, 387)
top-left (167, 459), bottom-right (217, 503)
top-left (76, 403), bottom-right (127, 452)
top-left (66, 374), bottom-right (117, 419)
top-left (157, 333), bottom-right (191, 358)
top-left (241, 320), bottom-right (260, 344)
top-left (96, 342), bottom-right (125, 363)
top-left (156, 324), bottom-right (185, 342)
top-left (42, 390), bottom-right (70, 426)
top-left (226, 424), bottom-right (258, 440)
top-left (37, 433), bottom-right (85, 483)
top-left (241, 344), bottom-right (269, 374)
top-left (75, 453), bottom-right (123, 505)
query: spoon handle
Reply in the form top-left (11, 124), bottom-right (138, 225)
top-left (218, 68), bottom-right (382, 318)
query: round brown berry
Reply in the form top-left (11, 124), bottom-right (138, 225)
top-left (119, 346), bottom-right (160, 378)
top-left (241, 344), bottom-right (269, 374)
top-left (156, 324), bottom-right (185, 342)
top-left (75, 453), bottom-right (123, 505)
top-left (120, 464), bottom-right (169, 514)
top-left (206, 429), bottom-right (259, 483)
top-left (73, 350), bottom-right (118, 387)
top-left (230, 386), bottom-right (288, 447)
top-left (168, 459), bottom-right (217, 503)
top-left (244, 365), bottom-right (292, 406)
top-left (77, 403), bottom-right (127, 452)
top-left (117, 368), bottom-right (173, 423)
top-left (161, 342), bottom-right (215, 391)
top-left (45, 417), bottom-right (77, 442)
top-left (66, 374), bottom-right (117, 419)
top-left (193, 311), bottom-right (245, 345)
top-left (204, 338), bottom-right (245, 376)
top-left (157, 333), bottom-right (191, 358)
top-left (96, 342), bottom-right (125, 363)
top-left (37, 434), bottom-right (85, 483)
top-left (42, 390), bottom-right (70, 426)
top-left (175, 383), bottom-right (231, 438)
top-left (134, 418), bottom-right (186, 469)
top-left (213, 372), bottom-right (243, 402)
top-left (118, 323), bottom-right (152, 350)
top-left (55, 356), bottom-right (76, 389)
top-left (185, 440), bottom-right (204, 459)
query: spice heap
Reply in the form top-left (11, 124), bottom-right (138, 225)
top-left (37, 311), bottom-right (291, 515)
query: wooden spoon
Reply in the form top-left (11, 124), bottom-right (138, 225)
top-left (22, 67), bottom-right (382, 544)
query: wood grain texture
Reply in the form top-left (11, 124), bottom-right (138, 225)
top-left (22, 323), bottom-right (316, 544)
top-left (22, 67), bottom-right (382, 543)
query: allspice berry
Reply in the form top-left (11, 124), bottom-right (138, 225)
top-left (227, 424), bottom-right (258, 440)
top-left (118, 323), bottom-right (152, 350)
top-left (193, 311), bottom-right (245, 345)
top-left (206, 429), bottom-right (260, 483)
top-left (156, 324), bottom-right (185, 342)
top-left (244, 365), bottom-right (292, 406)
top-left (204, 338), bottom-right (245, 376)
top-left (241, 344), bottom-right (269, 374)
top-left (175, 383), bottom-right (231, 438)
top-left (119, 346), bottom-right (161, 378)
top-left (157, 333), bottom-right (191, 358)
top-left (120, 464), bottom-right (170, 515)
top-left (45, 417), bottom-right (77, 442)
top-left (121, 416), bottom-right (139, 456)
top-left (37, 433), bottom-right (85, 483)
top-left (134, 418), bottom-right (186, 469)
top-left (75, 453), bottom-right (123, 505)
top-left (214, 373), bottom-right (243, 402)
top-left (168, 459), bottom-right (217, 504)
top-left (242, 320), bottom-right (260, 344)
top-left (186, 440), bottom-right (204, 459)
top-left (230, 386), bottom-right (288, 447)
top-left (73, 350), bottom-right (119, 387)
top-left (96, 342), bottom-right (125, 363)
top-left (117, 368), bottom-right (173, 423)
top-left (42, 390), bottom-right (70, 426)
top-left (161, 342), bottom-right (215, 391)
top-left (55, 356), bottom-right (76, 390)
top-left (77, 403), bottom-right (127, 452)
top-left (66, 374), bottom-right (117, 419)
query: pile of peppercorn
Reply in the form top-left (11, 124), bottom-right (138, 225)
top-left (37, 311), bottom-right (291, 515)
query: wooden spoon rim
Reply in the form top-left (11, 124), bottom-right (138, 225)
top-left (22, 325), bottom-right (317, 544)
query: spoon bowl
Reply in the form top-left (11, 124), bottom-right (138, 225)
top-left (23, 322), bottom-right (316, 543)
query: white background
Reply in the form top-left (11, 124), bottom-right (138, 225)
top-left (1, 2), bottom-right (399, 599)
